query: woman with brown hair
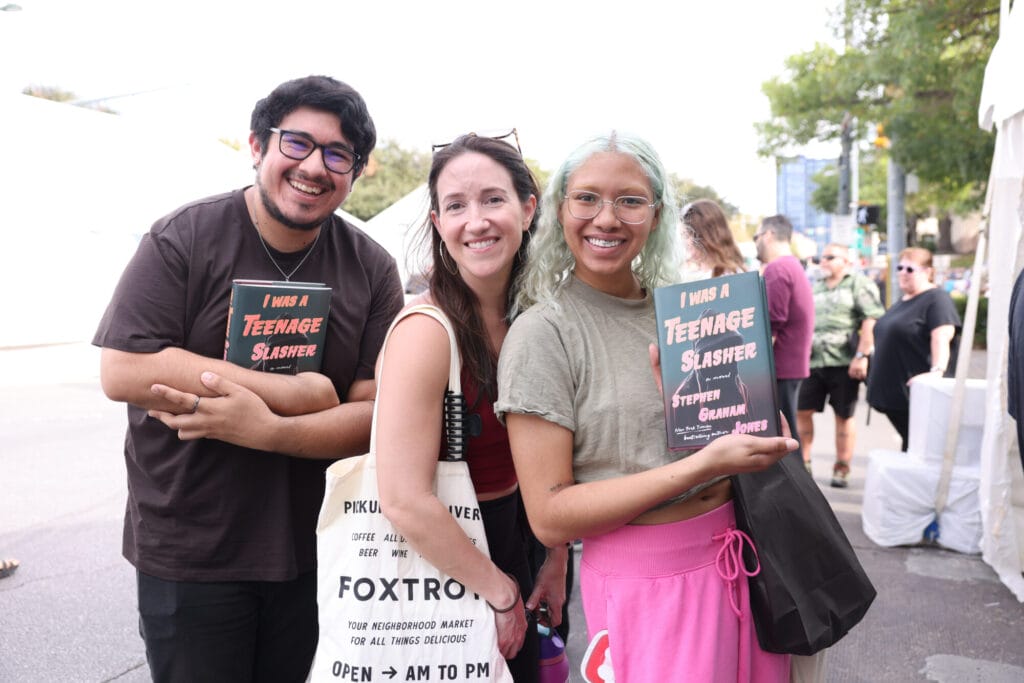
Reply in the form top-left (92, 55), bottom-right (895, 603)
top-left (375, 133), bottom-right (567, 681)
top-left (680, 199), bottom-right (746, 278)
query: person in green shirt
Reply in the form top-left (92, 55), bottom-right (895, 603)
top-left (796, 243), bottom-right (884, 487)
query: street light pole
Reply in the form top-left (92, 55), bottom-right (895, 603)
top-left (886, 151), bottom-right (906, 307)
top-left (837, 112), bottom-right (853, 216)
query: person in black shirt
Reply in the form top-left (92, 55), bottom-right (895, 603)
top-left (867, 247), bottom-right (960, 450)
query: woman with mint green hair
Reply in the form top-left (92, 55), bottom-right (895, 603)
top-left (511, 132), bottom-right (683, 316)
top-left (497, 131), bottom-right (794, 681)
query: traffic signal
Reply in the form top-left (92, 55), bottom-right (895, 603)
top-left (857, 205), bottom-right (880, 225)
top-left (874, 123), bottom-right (890, 149)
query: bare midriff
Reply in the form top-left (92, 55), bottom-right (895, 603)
top-left (630, 478), bottom-right (733, 525)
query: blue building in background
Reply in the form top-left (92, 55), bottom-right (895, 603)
top-left (776, 156), bottom-right (834, 253)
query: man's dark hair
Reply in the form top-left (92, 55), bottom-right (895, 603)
top-left (250, 75), bottom-right (376, 176)
top-left (761, 214), bottom-right (794, 242)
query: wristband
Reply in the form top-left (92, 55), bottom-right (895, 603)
top-left (930, 366), bottom-right (944, 373)
top-left (487, 572), bottom-right (521, 613)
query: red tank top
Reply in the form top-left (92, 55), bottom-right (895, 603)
top-left (441, 368), bottom-right (518, 495)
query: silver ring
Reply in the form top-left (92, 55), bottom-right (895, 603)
top-left (190, 396), bottom-right (201, 414)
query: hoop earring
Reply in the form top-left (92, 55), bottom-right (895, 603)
top-left (438, 241), bottom-right (459, 275)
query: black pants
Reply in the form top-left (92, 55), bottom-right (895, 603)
top-left (480, 492), bottom-right (540, 683)
top-left (777, 378), bottom-right (803, 452)
top-left (881, 408), bottom-right (910, 451)
top-left (137, 570), bottom-right (318, 683)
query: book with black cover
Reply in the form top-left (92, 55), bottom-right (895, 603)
top-left (653, 271), bottom-right (780, 450)
top-left (224, 279), bottom-right (331, 374)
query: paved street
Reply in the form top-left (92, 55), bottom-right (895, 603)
top-left (0, 344), bottom-right (149, 682)
top-left (1, 344), bottom-right (1022, 682)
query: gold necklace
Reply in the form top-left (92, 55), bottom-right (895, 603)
top-left (251, 207), bottom-right (322, 282)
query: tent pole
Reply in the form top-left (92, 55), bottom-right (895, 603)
top-left (934, 147), bottom-right (998, 518)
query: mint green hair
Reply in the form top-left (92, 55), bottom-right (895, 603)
top-left (510, 131), bottom-right (683, 317)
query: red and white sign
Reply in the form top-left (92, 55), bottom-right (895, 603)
top-left (580, 630), bottom-right (614, 683)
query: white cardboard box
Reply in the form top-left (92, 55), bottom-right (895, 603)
top-left (862, 449), bottom-right (981, 554)
top-left (908, 374), bottom-right (987, 467)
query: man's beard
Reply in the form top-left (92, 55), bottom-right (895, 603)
top-left (257, 178), bottom-right (330, 232)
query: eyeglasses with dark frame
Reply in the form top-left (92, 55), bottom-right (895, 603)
top-left (431, 128), bottom-right (522, 156)
top-left (269, 127), bottom-right (361, 174)
top-left (564, 191), bottom-right (660, 225)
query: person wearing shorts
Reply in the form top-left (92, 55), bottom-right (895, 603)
top-left (797, 243), bottom-right (884, 487)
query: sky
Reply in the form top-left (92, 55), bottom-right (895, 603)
top-left (0, 0), bottom-right (842, 216)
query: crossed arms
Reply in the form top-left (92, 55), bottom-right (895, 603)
top-left (100, 346), bottom-right (373, 459)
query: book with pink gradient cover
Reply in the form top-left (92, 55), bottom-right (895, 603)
top-left (654, 271), bottom-right (781, 450)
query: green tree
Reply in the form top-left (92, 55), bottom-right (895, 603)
top-left (810, 150), bottom-right (888, 219)
top-left (526, 160), bottom-right (550, 196)
top-left (345, 140), bottom-right (432, 221)
top-left (757, 0), bottom-right (998, 235)
top-left (672, 176), bottom-right (739, 217)
top-left (346, 140), bottom-right (552, 222)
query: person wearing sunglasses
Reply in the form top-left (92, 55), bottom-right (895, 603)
top-left (796, 244), bottom-right (885, 487)
top-left (497, 132), bottom-right (796, 681)
top-left (93, 76), bottom-right (405, 682)
top-left (866, 247), bottom-right (961, 450)
top-left (375, 133), bottom-right (567, 681)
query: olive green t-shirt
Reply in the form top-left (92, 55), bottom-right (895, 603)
top-left (496, 277), bottom-right (723, 504)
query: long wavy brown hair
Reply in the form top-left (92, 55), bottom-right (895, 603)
top-left (422, 135), bottom-right (541, 398)
top-left (681, 199), bottom-right (745, 277)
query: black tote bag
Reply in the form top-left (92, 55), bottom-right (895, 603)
top-left (731, 451), bottom-right (877, 655)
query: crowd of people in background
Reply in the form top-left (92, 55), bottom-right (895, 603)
top-left (676, 194), bottom-right (970, 486)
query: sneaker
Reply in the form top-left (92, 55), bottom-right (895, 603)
top-left (831, 463), bottom-right (850, 488)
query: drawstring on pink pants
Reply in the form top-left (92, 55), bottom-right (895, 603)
top-left (713, 527), bottom-right (760, 617)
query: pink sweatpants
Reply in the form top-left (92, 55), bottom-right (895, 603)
top-left (579, 500), bottom-right (790, 683)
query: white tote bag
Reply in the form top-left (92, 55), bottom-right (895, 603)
top-left (308, 305), bottom-right (512, 683)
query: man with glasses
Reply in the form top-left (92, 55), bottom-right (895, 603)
top-left (93, 76), bottom-right (404, 682)
top-left (754, 215), bottom-right (814, 458)
top-left (796, 244), bottom-right (884, 487)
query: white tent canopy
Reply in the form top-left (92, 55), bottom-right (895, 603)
top-left (0, 94), bottom-right (370, 348)
top-left (976, 0), bottom-right (1024, 600)
top-left (363, 184), bottom-right (430, 290)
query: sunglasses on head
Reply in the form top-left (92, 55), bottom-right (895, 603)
top-left (431, 128), bottom-right (521, 156)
